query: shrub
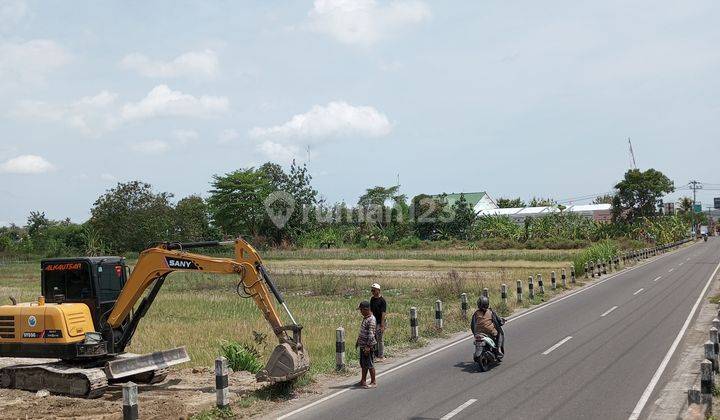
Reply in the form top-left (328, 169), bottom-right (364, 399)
top-left (220, 341), bottom-right (264, 374)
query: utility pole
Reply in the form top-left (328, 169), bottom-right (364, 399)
top-left (689, 180), bottom-right (703, 232)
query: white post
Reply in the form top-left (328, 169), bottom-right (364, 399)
top-left (215, 357), bottom-right (230, 409)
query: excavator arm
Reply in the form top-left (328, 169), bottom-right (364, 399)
top-left (104, 238), bottom-right (309, 383)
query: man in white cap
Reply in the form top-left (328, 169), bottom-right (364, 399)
top-left (370, 283), bottom-right (387, 361)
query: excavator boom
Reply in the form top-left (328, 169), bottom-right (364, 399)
top-left (106, 239), bottom-right (309, 383)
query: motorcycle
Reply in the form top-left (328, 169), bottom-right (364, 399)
top-left (473, 333), bottom-right (503, 372)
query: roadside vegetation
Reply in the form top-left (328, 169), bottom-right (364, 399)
top-left (0, 167), bottom-right (701, 262)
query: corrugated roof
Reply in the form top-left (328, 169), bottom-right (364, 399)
top-left (478, 203), bottom-right (612, 217)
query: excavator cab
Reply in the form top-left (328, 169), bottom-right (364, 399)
top-left (41, 257), bottom-right (128, 330)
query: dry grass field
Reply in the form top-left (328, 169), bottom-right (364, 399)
top-left (0, 250), bottom-right (577, 375)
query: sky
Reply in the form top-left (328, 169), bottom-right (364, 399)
top-left (1, 0), bottom-right (720, 226)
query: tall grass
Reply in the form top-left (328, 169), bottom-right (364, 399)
top-left (572, 240), bottom-right (619, 275)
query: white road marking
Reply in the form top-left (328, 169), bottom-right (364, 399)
top-left (668, 268), bottom-right (674, 272)
top-left (633, 288), bottom-right (644, 296)
top-left (653, 276), bottom-right (662, 282)
top-left (542, 336), bottom-right (572, 355)
top-left (440, 399), bottom-right (477, 420)
top-left (601, 306), bottom-right (618, 317)
top-left (275, 243), bottom-right (695, 420)
top-left (628, 258), bottom-right (720, 420)
top-left (679, 262), bottom-right (684, 266)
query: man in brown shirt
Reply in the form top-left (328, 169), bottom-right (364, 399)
top-left (470, 296), bottom-right (504, 358)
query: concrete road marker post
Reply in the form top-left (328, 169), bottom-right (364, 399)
top-left (551, 271), bottom-right (556, 290)
top-left (435, 300), bottom-right (443, 330)
top-left (516, 280), bottom-right (523, 303)
top-left (501, 284), bottom-right (507, 305)
top-left (122, 382), bottom-right (139, 420)
top-left (537, 274), bottom-right (544, 294)
top-left (461, 293), bottom-right (468, 320)
top-left (701, 359), bottom-right (714, 396)
top-left (596, 261), bottom-right (602, 276)
top-left (602, 261), bottom-right (607, 275)
top-left (482, 288), bottom-right (489, 298)
top-left (410, 307), bottom-right (419, 341)
top-left (571, 266), bottom-right (576, 284)
top-left (705, 341), bottom-right (718, 373)
top-left (215, 357), bottom-right (230, 409)
top-left (711, 326), bottom-right (719, 355)
top-left (335, 327), bottom-right (346, 371)
top-left (713, 318), bottom-right (720, 331)
top-left (528, 276), bottom-right (535, 300)
top-left (561, 269), bottom-right (566, 288)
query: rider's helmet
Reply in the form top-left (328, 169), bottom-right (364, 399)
top-left (477, 296), bottom-right (490, 310)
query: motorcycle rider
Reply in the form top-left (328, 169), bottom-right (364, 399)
top-left (470, 296), bottom-right (505, 359)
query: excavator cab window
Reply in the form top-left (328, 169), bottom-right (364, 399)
top-left (98, 263), bottom-right (125, 302)
top-left (42, 262), bottom-right (94, 302)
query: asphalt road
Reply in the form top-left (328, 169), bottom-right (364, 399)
top-left (278, 238), bottom-right (720, 420)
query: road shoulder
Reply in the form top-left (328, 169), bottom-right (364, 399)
top-left (646, 259), bottom-right (720, 419)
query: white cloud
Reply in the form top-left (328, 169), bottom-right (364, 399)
top-left (100, 173), bottom-right (117, 182)
top-left (12, 90), bottom-right (118, 136)
top-left (120, 50), bottom-right (219, 78)
top-left (121, 84), bottom-right (229, 122)
top-left (308, 0), bottom-right (431, 46)
top-left (218, 129), bottom-right (240, 143)
top-left (172, 129), bottom-right (199, 144)
top-left (0, 39), bottom-right (71, 88)
top-left (256, 141), bottom-right (303, 165)
top-left (249, 101), bottom-right (392, 142)
top-left (0, 155), bottom-right (55, 174)
top-left (0, 0), bottom-right (27, 27)
top-left (130, 140), bottom-right (170, 154)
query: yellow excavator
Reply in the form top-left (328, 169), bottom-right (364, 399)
top-left (0, 238), bottom-right (309, 397)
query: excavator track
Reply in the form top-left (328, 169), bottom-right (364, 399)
top-left (0, 362), bottom-right (108, 398)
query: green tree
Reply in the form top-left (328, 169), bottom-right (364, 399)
top-left (26, 211), bottom-right (50, 237)
top-left (677, 197), bottom-right (693, 213)
top-left (208, 168), bottom-right (273, 238)
top-left (445, 193), bottom-right (476, 239)
top-left (496, 197), bottom-right (525, 208)
top-left (90, 181), bottom-right (175, 252)
top-left (411, 194), bottom-right (448, 240)
top-left (174, 195), bottom-right (214, 241)
top-left (612, 169), bottom-right (674, 223)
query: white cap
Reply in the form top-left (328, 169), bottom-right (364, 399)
top-left (371, 283), bottom-right (381, 290)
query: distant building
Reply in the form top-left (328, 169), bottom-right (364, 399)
top-left (477, 203), bottom-right (612, 224)
top-left (431, 191), bottom-right (498, 213)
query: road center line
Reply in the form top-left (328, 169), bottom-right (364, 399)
top-left (653, 276), bottom-right (662, 282)
top-left (628, 257), bottom-right (720, 420)
top-left (542, 336), bottom-right (572, 355)
top-left (679, 262), bottom-right (684, 266)
top-left (601, 306), bottom-right (618, 317)
top-left (633, 288), bottom-right (644, 295)
top-left (440, 399), bottom-right (477, 420)
top-left (668, 268), bottom-right (674, 272)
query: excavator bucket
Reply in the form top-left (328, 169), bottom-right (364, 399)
top-left (256, 342), bottom-right (310, 383)
top-left (105, 347), bottom-right (190, 381)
